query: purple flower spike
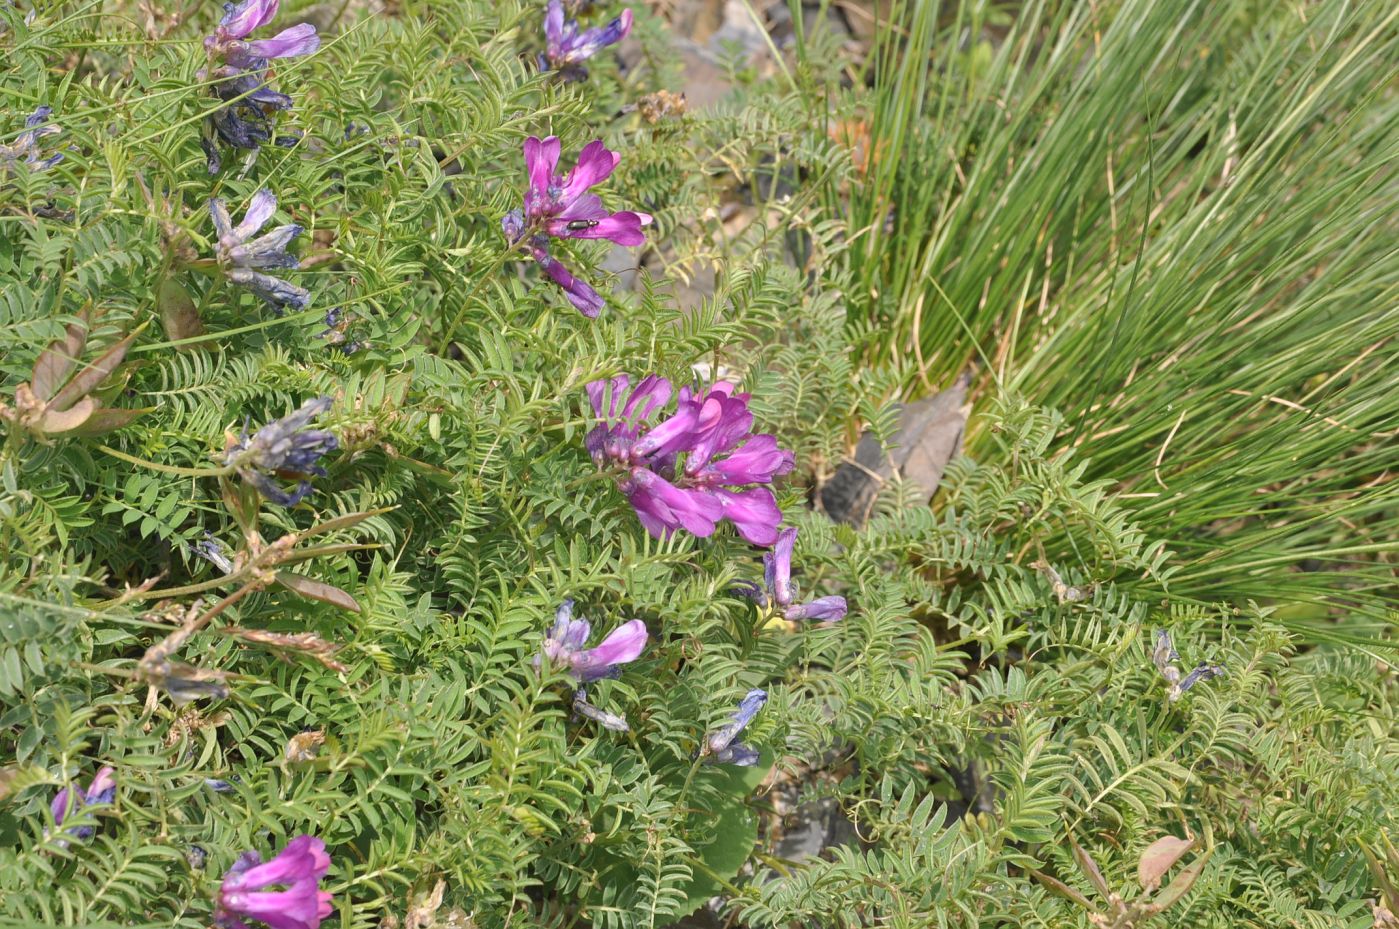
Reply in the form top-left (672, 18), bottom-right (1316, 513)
top-left (49, 766), bottom-right (116, 843)
top-left (704, 689), bottom-right (767, 766)
top-left (505, 136), bottom-right (651, 317)
top-left (214, 834), bottom-right (333, 929)
top-left (210, 190), bottom-right (310, 311)
top-left (540, 602), bottom-right (648, 683)
top-left (225, 397), bottom-right (338, 507)
top-left (583, 374), bottom-right (797, 543)
top-left (543, 0), bottom-right (633, 81)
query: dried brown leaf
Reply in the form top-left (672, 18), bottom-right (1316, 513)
top-left (31, 318), bottom-right (88, 402)
top-left (275, 571), bottom-right (361, 613)
top-left (48, 330), bottom-right (139, 413)
top-left (1138, 835), bottom-right (1194, 891)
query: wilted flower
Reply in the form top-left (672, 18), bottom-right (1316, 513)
top-left (1, 106), bottom-right (64, 173)
top-left (192, 533), bottom-right (236, 574)
top-left (1152, 629), bottom-right (1225, 702)
top-left (210, 189), bottom-right (310, 311)
top-left (214, 834), bottom-right (333, 929)
top-left (585, 375), bottom-right (795, 544)
top-left (201, 0), bottom-right (320, 173)
top-left (573, 687), bottom-right (630, 732)
top-left (740, 527), bottom-right (847, 622)
top-left (703, 689), bottom-right (767, 766)
top-left (225, 396), bottom-right (338, 506)
top-left (542, 0), bottom-right (632, 81)
top-left (49, 766), bottom-right (116, 843)
top-left (539, 600), bottom-right (648, 683)
top-left (502, 136), bottom-right (651, 317)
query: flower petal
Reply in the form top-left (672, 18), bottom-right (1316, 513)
top-left (233, 189), bottom-right (278, 240)
top-left (219, 0), bottom-right (280, 38)
top-left (246, 22), bottom-right (320, 59)
top-left (560, 139), bottom-right (620, 204)
top-left (766, 527), bottom-right (796, 607)
top-left (524, 136), bottom-right (562, 201)
top-left (712, 486), bottom-right (783, 546)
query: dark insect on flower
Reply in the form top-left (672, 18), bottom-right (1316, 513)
top-left (703, 689), bottom-right (767, 767)
top-left (542, 0), bottom-right (632, 82)
top-left (49, 766), bottom-right (116, 845)
top-left (214, 834), bottom-right (332, 929)
top-left (224, 396), bottom-right (338, 507)
top-left (1, 105), bottom-right (65, 173)
top-left (1152, 629), bottom-right (1225, 702)
top-left (573, 687), bottom-right (630, 732)
top-left (209, 189), bottom-right (311, 312)
top-left (502, 136), bottom-right (651, 317)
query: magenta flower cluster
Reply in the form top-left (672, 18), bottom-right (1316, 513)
top-left (585, 375), bottom-right (795, 545)
top-left (503, 136), bottom-right (652, 317)
top-left (214, 834), bottom-right (333, 929)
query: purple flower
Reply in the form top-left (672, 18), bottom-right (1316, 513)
top-left (49, 766), bottom-right (116, 843)
top-left (745, 527), bottom-right (847, 622)
top-left (214, 834), bottom-right (333, 929)
top-left (1, 106), bottom-right (64, 173)
top-left (201, 0), bottom-right (319, 173)
top-left (585, 375), bottom-right (795, 544)
top-left (540, 600), bottom-right (648, 683)
top-left (543, 0), bottom-right (632, 81)
top-left (704, 689), bottom-right (767, 766)
top-left (210, 190), bottom-right (310, 311)
top-left (504, 136), bottom-right (651, 317)
top-left (205, 0), bottom-right (321, 68)
top-left (225, 397), bottom-right (338, 506)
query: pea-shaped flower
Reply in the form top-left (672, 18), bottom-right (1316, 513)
top-left (224, 396), bottom-right (338, 506)
top-left (49, 766), bottom-right (116, 844)
top-left (540, 600), bottom-right (648, 683)
top-left (214, 834), bottom-right (333, 929)
top-left (703, 689), bottom-right (767, 767)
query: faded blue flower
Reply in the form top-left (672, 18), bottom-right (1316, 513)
top-left (210, 189), bottom-right (310, 311)
top-left (1, 105), bottom-right (64, 173)
top-left (573, 687), bottom-right (629, 732)
top-left (704, 689), bottom-right (766, 766)
top-left (225, 396), bottom-right (338, 506)
top-left (1153, 629), bottom-right (1225, 702)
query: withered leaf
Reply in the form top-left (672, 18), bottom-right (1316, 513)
top-left (48, 330), bottom-right (140, 413)
top-left (1148, 848), bottom-right (1211, 912)
top-left (820, 373), bottom-right (971, 527)
top-left (37, 395), bottom-right (98, 434)
top-left (1138, 835), bottom-right (1194, 891)
top-left (65, 406), bottom-right (151, 437)
top-left (276, 571), bottom-right (361, 613)
top-left (31, 317), bottom-right (89, 402)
